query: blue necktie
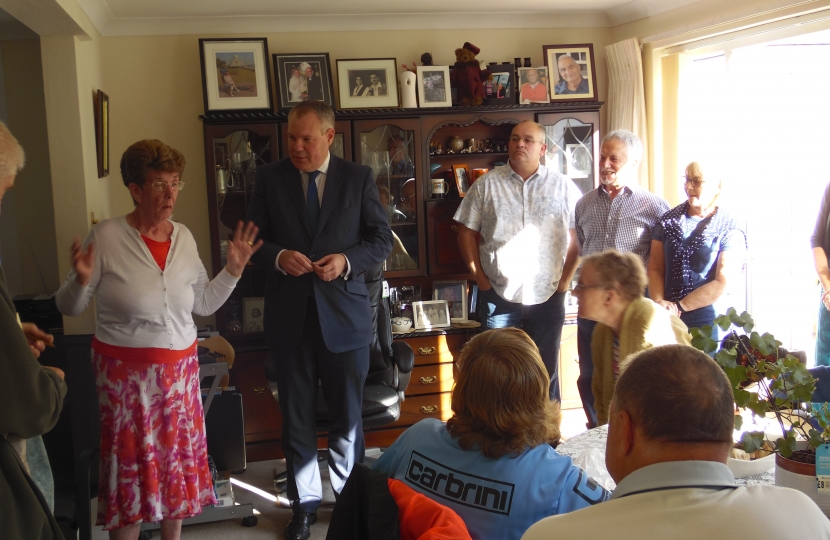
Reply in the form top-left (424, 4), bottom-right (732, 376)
top-left (307, 170), bottom-right (320, 233)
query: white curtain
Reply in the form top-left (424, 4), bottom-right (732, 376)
top-left (605, 38), bottom-right (649, 186)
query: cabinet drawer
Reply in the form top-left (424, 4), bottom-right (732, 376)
top-left (404, 334), bottom-right (465, 365)
top-left (408, 364), bottom-right (455, 395)
top-left (394, 392), bottom-right (453, 426)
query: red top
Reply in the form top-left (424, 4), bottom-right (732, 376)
top-left (141, 234), bottom-right (171, 270)
top-left (92, 337), bottom-right (197, 365)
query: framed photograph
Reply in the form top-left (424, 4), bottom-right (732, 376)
top-left (452, 164), bottom-right (470, 197)
top-left (517, 67), bottom-right (550, 104)
top-left (273, 53), bottom-right (335, 111)
top-left (484, 64), bottom-right (515, 105)
top-left (93, 90), bottom-right (109, 178)
top-left (243, 297), bottom-right (265, 333)
top-left (412, 300), bottom-right (452, 330)
top-left (199, 38), bottom-right (273, 113)
top-left (417, 66), bottom-right (452, 108)
top-left (565, 143), bottom-right (592, 179)
top-left (433, 281), bottom-right (468, 321)
top-left (543, 44), bottom-right (597, 102)
top-left (336, 58), bottom-right (399, 109)
top-left (471, 168), bottom-right (489, 183)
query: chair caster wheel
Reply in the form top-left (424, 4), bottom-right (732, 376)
top-left (242, 516), bottom-right (258, 527)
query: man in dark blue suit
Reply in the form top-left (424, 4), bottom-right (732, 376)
top-left (247, 101), bottom-right (393, 540)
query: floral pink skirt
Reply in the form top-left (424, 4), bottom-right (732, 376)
top-left (93, 349), bottom-right (217, 530)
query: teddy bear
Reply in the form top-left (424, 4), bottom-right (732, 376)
top-left (450, 42), bottom-right (491, 107)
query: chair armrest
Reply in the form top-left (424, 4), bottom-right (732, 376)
top-left (391, 341), bottom-right (414, 373)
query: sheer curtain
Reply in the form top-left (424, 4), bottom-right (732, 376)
top-left (605, 38), bottom-right (649, 186)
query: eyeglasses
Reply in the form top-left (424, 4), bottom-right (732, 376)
top-left (682, 175), bottom-right (707, 188)
top-left (149, 181), bottom-right (185, 192)
top-left (509, 135), bottom-right (541, 146)
top-left (573, 282), bottom-right (604, 292)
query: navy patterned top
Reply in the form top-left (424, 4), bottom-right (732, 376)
top-left (653, 202), bottom-right (746, 302)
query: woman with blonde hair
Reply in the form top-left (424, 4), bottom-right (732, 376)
top-left (373, 328), bottom-right (608, 540)
top-left (648, 161), bottom-right (746, 331)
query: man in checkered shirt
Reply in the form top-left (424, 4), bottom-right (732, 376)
top-left (574, 129), bottom-right (669, 428)
top-left (454, 120), bottom-right (582, 402)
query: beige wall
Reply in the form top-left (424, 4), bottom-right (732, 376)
top-left (0, 38), bottom-right (59, 295)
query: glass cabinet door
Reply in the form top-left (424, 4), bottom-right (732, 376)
top-left (538, 113), bottom-right (599, 195)
top-left (353, 119), bottom-right (423, 276)
top-left (205, 124), bottom-right (277, 338)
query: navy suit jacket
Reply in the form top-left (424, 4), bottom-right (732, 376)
top-left (247, 154), bottom-right (393, 354)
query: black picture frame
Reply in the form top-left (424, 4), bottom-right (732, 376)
top-left (543, 43), bottom-right (598, 102)
top-left (94, 90), bottom-right (108, 178)
top-left (484, 64), bottom-right (515, 105)
top-left (198, 38), bottom-right (273, 113)
top-left (272, 52), bottom-right (335, 111)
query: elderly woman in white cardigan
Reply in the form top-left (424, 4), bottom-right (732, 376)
top-left (56, 139), bottom-right (261, 540)
top-left (571, 249), bottom-right (690, 426)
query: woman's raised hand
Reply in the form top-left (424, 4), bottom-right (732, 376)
top-left (226, 221), bottom-right (263, 277)
top-left (71, 236), bottom-right (95, 286)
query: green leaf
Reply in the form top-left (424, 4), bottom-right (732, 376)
top-left (733, 415), bottom-right (743, 431)
top-left (733, 387), bottom-right (752, 408)
top-left (740, 431), bottom-right (765, 454)
top-left (777, 431), bottom-right (797, 458)
top-left (725, 366), bottom-right (749, 391)
top-left (746, 395), bottom-right (770, 418)
top-left (737, 311), bottom-right (755, 333)
top-left (715, 314), bottom-right (732, 332)
top-left (715, 348), bottom-right (737, 369)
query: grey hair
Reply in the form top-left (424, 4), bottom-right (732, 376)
top-left (603, 129), bottom-right (642, 165)
top-left (0, 121), bottom-right (25, 178)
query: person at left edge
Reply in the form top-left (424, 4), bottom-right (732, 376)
top-left (246, 100), bottom-right (393, 540)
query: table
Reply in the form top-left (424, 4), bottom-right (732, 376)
top-left (557, 425), bottom-right (775, 490)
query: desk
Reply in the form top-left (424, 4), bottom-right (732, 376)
top-left (557, 426), bottom-right (775, 490)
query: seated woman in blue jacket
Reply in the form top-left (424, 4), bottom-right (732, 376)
top-left (372, 327), bottom-right (609, 540)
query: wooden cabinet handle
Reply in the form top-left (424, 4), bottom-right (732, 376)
top-left (252, 386), bottom-right (267, 394)
top-left (418, 346), bottom-right (436, 355)
top-left (451, 225), bottom-right (459, 233)
top-left (419, 376), bottom-right (437, 385)
top-left (420, 405), bottom-right (438, 414)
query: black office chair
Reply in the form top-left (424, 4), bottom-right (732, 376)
top-left (266, 264), bottom-right (415, 492)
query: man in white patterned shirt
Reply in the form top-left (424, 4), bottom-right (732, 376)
top-left (573, 129), bottom-right (669, 427)
top-left (454, 120), bottom-right (581, 401)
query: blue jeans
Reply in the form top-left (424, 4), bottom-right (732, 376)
top-left (477, 288), bottom-right (566, 401)
top-left (576, 317), bottom-right (598, 428)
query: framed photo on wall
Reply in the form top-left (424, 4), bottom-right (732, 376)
top-left (273, 52), bottom-right (335, 111)
top-left (412, 300), bottom-right (452, 330)
top-left (432, 281), bottom-right (468, 321)
top-left (484, 64), bottom-right (515, 105)
top-left (94, 90), bottom-right (109, 178)
top-left (517, 67), bottom-right (550, 104)
top-left (199, 38), bottom-right (273, 113)
top-left (336, 58), bottom-right (399, 109)
top-left (543, 43), bottom-right (598, 102)
top-left (417, 66), bottom-right (452, 108)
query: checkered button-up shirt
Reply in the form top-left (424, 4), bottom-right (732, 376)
top-left (575, 185), bottom-right (669, 265)
top-left (454, 162), bottom-right (581, 305)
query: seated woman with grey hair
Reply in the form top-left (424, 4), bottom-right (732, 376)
top-left (572, 249), bottom-right (691, 425)
top-left (648, 161), bottom-right (746, 331)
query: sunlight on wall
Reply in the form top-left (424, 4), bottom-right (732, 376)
top-left (678, 37), bottom-right (830, 362)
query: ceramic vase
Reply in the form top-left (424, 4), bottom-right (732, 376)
top-left (400, 71), bottom-right (417, 108)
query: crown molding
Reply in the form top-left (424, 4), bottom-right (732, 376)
top-left (74, 3), bottom-right (612, 36)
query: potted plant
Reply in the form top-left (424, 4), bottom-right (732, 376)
top-left (691, 308), bottom-right (830, 516)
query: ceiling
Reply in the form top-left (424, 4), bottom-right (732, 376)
top-left (67, 0), bottom-right (703, 36)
